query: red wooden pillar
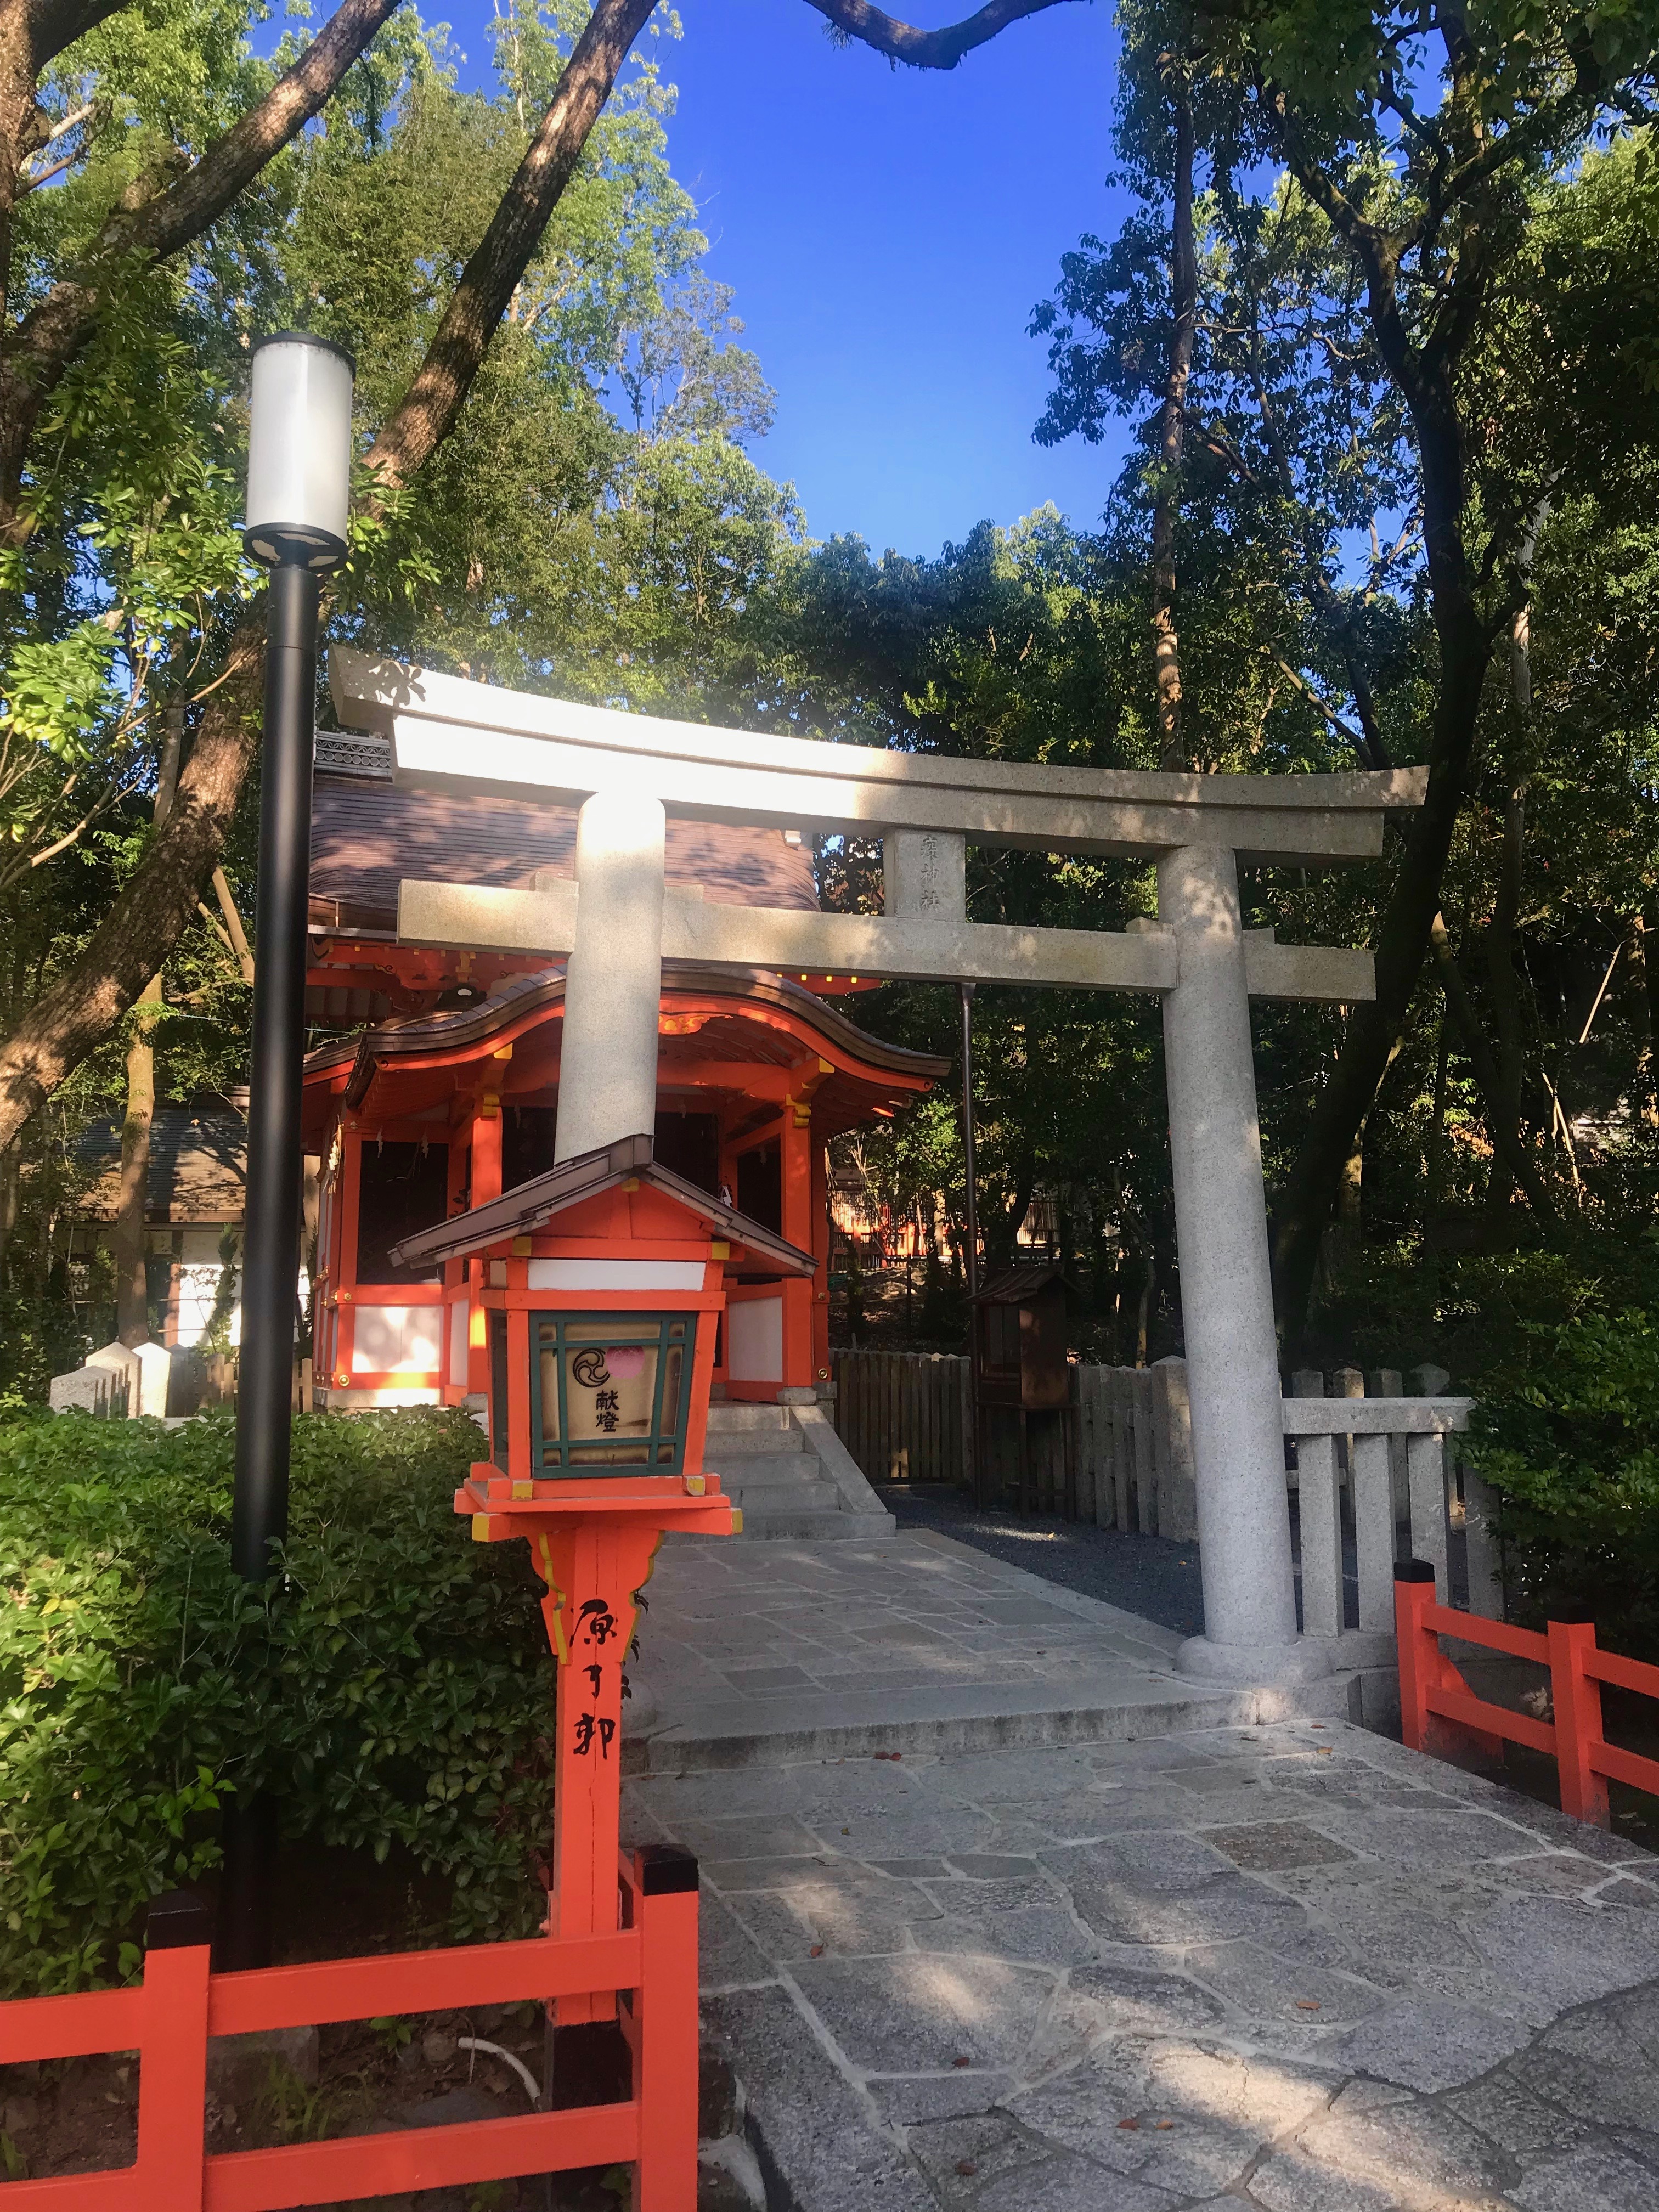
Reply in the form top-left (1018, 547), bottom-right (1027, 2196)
top-left (533, 1519), bottom-right (662, 2023)
top-left (467, 1103), bottom-right (503, 1396)
top-left (1548, 1618), bottom-right (1611, 1827)
top-left (331, 1129), bottom-right (364, 1386)
top-left (810, 1135), bottom-right (831, 1387)
top-left (780, 1106), bottom-right (813, 1389)
top-left (134, 1902), bottom-right (212, 2207)
top-left (629, 1846), bottom-right (700, 2212)
top-left (1394, 1564), bottom-right (1437, 1753)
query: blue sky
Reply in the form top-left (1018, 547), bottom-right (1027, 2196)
top-left (440, 1), bottom-right (1139, 556)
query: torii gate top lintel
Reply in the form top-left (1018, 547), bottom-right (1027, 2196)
top-left (330, 648), bottom-right (1424, 869)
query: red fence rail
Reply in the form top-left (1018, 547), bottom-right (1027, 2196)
top-left (0, 1843), bottom-right (698, 2210)
top-left (1394, 1560), bottom-right (1659, 1827)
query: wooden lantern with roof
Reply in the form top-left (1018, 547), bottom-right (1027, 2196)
top-left (381, 1128), bottom-right (815, 2029)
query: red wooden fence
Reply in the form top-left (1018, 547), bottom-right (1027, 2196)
top-left (0, 1843), bottom-right (698, 2210)
top-left (1394, 1560), bottom-right (1659, 1826)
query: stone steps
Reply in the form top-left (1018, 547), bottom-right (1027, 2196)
top-left (699, 1397), bottom-right (895, 1543)
top-left (701, 1426), bottom-right (806, 1458)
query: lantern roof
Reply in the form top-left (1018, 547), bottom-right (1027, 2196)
top-left (387, 1130), bottom-right (816, 1278)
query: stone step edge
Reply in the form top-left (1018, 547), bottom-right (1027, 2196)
top-left (734, 1511), bottom-right (896, 1542)
top-left (622, 1671), bottom-right (1359, 1775)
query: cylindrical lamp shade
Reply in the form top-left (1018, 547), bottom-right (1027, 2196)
top-left (244, 333), bottom-right (355, 569)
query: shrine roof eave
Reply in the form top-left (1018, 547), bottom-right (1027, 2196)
top-left (388, 1131), bottom-right (816, 1278)
top-left (302, 963), bottom-right (951, 1111)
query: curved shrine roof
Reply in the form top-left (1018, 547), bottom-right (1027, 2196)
top-left (302, 965), bottom-right (950, 1147)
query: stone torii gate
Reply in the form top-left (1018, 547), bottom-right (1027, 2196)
top-left (331, 650), bottom-right (1426, 1688)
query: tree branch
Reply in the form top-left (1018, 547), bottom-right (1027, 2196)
top-left (1, 0), bottom-right (407, 535)
top-left (802, 0), bottom-right (1078, 69)
top-left (364, 0), bottom-right (656, 486)
top-left (25, 0), bottom-right (127, 75)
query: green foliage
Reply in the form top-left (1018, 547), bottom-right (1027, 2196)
top-left (1466, 1298), bottom-right (1659, 1657)
top-left (0, 1408), bottom-right (556, 1996)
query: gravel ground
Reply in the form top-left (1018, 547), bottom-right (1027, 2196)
top-left (877, 1482), bottom-right (1207, 1637)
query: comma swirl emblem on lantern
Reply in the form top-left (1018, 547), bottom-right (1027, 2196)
top-left (570, 1348), bottom-right (611, 1389)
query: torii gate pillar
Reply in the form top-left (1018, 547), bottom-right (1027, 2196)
top-left (1159, 845), bottom-right (1321, 1683)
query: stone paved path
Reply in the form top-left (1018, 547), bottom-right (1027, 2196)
top-left (624, 1716), bottom-right (1659, 2212)
top-left (629, 1532), bottom-right (1350, 1775)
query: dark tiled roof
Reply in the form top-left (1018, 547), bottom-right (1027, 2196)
top-left (308, 772), bottom-right (819, 932)
top-left (74, 1101), bottom-right (247, 1221)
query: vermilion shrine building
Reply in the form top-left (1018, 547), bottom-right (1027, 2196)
top-left (298, 733), bottom-right (948, 1413)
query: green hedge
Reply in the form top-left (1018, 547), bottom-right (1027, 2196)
top-left (0, 1408), bottom-right (556, 1996)
top-left (1466, 1306), bottom-right (1659, 1658)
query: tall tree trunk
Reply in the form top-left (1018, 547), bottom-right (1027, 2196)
top-left (1482, 494), bottom-right (1548, 1224)
top-left (1633, 904), bottom-right (1658, 1122)
top-left (1481, 784), bottom-right (1526, 1227)
top-left (1135, 1248), bottom-right (1155, 1367)
top-left (1149, 70), bottom-right (1196, 772)
top-left (1270, 341), bottom-right (1496, 1339)
top-left (0, 1132), bottom-right (17, 1286)
top-left (1428, 911), bottom-right (1558, 1225)
top-left (110, 708), bottom-right (183, 1343)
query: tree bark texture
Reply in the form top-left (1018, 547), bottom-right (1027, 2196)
top-left (110, 708), bottom-right (182, 1342)
top-left (1149, 75), bottom-right (1196, 772)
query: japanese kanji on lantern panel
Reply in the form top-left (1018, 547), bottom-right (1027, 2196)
top-left (387, 1128), bottom-right (815, 2019)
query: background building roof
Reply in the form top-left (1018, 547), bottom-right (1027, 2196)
top-left (308, 749), bottom-right (819, 934)
top-left (75, 1097), bottom-right (247, 1222)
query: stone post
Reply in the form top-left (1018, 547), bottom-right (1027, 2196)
top-left (1156, 843), bottom-right (1326, 1683)
top-left (554, 789), bottom-right (667, 1163)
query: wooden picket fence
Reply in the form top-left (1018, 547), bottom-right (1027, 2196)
top-left (1073, 1360), bottom-right (1198, 1542)
top-left (832, 1350), bottom-right (972, 1485)
top-left (830, 1349), bottom-right (1199, 1541)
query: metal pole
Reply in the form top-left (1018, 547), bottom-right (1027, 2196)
top-left (233, 561), bottom-right (318, 1578)
top-left (960, 983), bottom-right (982, 1503)
top-left (221, 559), bottom-right (317, 1970)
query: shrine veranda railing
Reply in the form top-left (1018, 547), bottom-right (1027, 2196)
top-left (0, 1847), bottom-right (699, 2211)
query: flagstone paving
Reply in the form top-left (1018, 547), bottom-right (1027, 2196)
top-left (624, 1715), bottom-right (1659, 2212)
top-left (628, 1532), bottom-right (1354, 1775)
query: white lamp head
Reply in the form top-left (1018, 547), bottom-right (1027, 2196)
top-left (244, 332), bottom-right (356, 570)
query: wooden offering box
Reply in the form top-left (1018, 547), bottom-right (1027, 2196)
top-left (389, 1132), bottom-right (816, 2019)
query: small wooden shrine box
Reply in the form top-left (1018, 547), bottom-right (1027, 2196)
top-left (972, 1263), bottom-right (1074, 1413)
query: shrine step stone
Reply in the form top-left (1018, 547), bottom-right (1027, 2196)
top-left (702, 1398), bottom-right (896, 1543)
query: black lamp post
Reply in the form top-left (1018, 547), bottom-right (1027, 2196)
top-left (960, 983), bottom-right (982, 1503)
top-left (221, 332), bottom-right (353, 1968)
